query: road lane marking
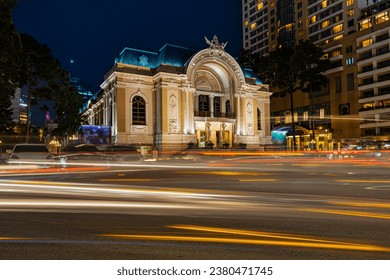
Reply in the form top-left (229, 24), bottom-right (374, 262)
top-left (301, 208), bottom-right (390, 220)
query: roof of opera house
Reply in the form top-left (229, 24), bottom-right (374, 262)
top-left (114, 43), bottom-right (263, 85)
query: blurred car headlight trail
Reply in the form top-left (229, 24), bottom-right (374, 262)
top-left (0, 180), bottom-right (245, 201)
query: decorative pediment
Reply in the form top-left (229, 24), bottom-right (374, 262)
top-left (194, 71), bottom-right (222, 92)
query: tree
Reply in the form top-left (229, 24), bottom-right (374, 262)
top-left (52, 76), bottom-right (84, 137)
top-left (253, 41), bottom-right (330, 150)
top-left (19, 33), bottom-right (66, 141)
top-left (0, 0), bottom-right (22, 133)
top-left (238, 48), bottom-right (256, 69)
top-left (1, 2), bottom-right (84, 140)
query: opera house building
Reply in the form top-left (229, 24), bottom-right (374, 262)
top-left (82, 37), bottom-right (272, 150)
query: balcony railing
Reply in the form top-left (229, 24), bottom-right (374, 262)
top-left (194, 111), bottom-right (236, 119)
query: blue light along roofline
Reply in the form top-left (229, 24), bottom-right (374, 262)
top-left (118, 47), bottom-right (158, 56)
top-left (157, 44), bottom-right (195, 67)
top-left (243, 67), bottom-right (263, 85)
top-left (158, 43), bottom-right (193, 53)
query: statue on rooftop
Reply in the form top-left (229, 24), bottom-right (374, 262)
top-left (205, 35), bottom-right (228, 51)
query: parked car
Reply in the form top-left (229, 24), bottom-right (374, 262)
top-left (6, 143), bottom-right (54, 164)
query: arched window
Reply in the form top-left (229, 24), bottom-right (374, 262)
top-left (257, 108), bottom-right (262, 130)
top-left (225, 100), bottom-right (231, 117)
top-left (132, 96), bottom-right (146, 125)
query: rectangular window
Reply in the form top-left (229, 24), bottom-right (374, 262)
top-left (360, 19), bottom-right (372, 30)
top-left (332, 49), bottom-right (341, 57)
top-left (376, 33), bottom-right (389, 43)
top-left (347, 8), bottom-right (354, 17)
top-left (285, 113), bottom-right (292, 124)
top-left (378, 59), bottom-right (390, 69)
top-left (303, 111), bottom-right (309, 121)
top-left (332, 24), bottom-right (343, 33)
top-left (361, 38), bottom-right (372, 47)
top-left (320, 108), bottom-right (325, 119)
top-left (309, 15), bottom-right (317, 24)
top-left (346, 57), bottom-right (354, 65)
top-left (346, 0), bottom-right (354, 6)
top-left (376, 11), bottom-right (389, 24)
top-left (362, 64), bottom-right (373, 72)
top-left (360, 51), bottom-right (372, 60)
top-left (335, 76), bottom-right (342, 93)
top-left (347, 73), bottom-right (354, 90)
top-left (379, 87), bottom-right (390, 96)
top-left (377, 46), bottom-right (390, 56)
top-left (294, 112), bottom-right (298, 123)
top-left (362, 77), bottom-right (374, 85)
top-left (322, 20), bottom-right (330, 28)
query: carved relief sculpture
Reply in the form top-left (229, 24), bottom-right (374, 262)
top-left (169, 94), bottom-right (177, 113)
top-left (169, 120), bottom-right (178, 134)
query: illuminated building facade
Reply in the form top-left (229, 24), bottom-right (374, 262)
top-left (357, 0), bottom-right (390, 141)
top-left (243, 0), bottom-right (390, 147)
top-left (82, 37), bottom-right (272, 150)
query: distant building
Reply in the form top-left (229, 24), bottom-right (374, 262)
top-left (71, 77), bottom-right (94, 102)
top-left (10, 87), bottom-right (28, 124)
top-left (82, 37), bottom-right (272, 150)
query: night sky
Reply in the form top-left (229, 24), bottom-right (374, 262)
top-left (13, 0), bottom-right (243, 92)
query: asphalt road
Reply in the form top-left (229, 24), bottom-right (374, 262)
top-left (0, 154), bottom-right (389, 259)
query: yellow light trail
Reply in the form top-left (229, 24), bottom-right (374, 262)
top-left (0, 237), bottom-right (28, 240)
top-left (176, 171), bottom-right (271, 176)
top-left (99, 179), bottom-right (154, 182)
top-left (328, 201), bottom-right (390, 209)
top-left (337, 179), bottom-right (390, 183)
top-left (239, 179), bottom-right (278, 182)
top-left (301, 208), bottom-right (390, 220)
top-left (169, 224), bottom-right (355, 245)
top-left (292, 164), bottom-right (323, 167)
top-left (102, 224), bottom-right (390, 252)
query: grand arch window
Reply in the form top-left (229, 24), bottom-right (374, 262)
top-left (132, 95), bottom-right (146, 125)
